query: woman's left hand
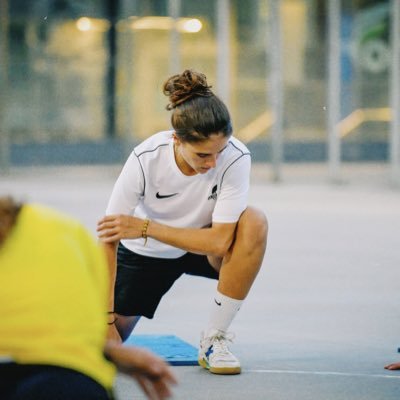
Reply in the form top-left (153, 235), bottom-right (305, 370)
top-left (97, 214), bottom-right (143, 242)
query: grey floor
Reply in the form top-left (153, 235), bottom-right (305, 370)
top-left (2, 163), bottom-right (400, 400)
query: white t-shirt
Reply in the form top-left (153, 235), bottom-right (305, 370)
top-left (106, 130), bottom-right (251, 258)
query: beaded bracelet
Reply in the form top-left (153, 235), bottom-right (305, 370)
top-left (142, 218), bottom-right (150, 246)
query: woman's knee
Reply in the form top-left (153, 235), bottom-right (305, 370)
top-left (239, 206), bottom-right (268, 245)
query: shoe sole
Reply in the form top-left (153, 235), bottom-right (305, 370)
top-left (198, 358), bottom-right (242, 375)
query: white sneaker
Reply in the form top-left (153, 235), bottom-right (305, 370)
top-left (198, 329), bottom-right (241, 375)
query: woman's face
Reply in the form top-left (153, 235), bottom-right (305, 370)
top-left (174, 132), bottom-right (229, 176)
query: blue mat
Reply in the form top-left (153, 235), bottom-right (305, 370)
top-left (125, 334), bottom-right (198, 366)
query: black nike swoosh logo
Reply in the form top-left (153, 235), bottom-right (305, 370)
top-left (214, 299), bottom-right (222, 306)
top-left (156, 192), bottom-right (179, 199)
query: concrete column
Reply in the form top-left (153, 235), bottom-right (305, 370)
top-left (327, 0), bottom-right (341, 182)
top-left (168, 0), bottom-right (181, 74)
top-left (0, 0), bottom-right (10, 172)
top-left (216, 0), bottom-right (231, 107)
top-left (268, 0), bottom-right (284, 182)
top-left (390, 0), bottom-right (400, 184)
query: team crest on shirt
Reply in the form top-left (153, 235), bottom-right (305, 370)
top-left (208, 184), bottom-right (218, 201)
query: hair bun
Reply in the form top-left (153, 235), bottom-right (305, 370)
top-left (163, 69), bottom-right (213, 110)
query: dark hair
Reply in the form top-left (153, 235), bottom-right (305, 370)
top-left (163, 69), bottom-right (232, 142)
top-left (0, 196), bottom-right (22, 247)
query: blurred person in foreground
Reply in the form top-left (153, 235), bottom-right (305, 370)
top-left (0, 196), bottom-right (176, 400)
top-left (97, 69), bottom-right (268, 375)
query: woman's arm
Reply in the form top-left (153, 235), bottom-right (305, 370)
top-left (97, 215), bottom-right (237, 258)
top-left (102, 241), bottom-right (118, 310)
top-left (101, 241), bottom-right (123, 342)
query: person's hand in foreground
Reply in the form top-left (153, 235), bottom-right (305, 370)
top-left (385, 362), bottom-right (400, 370)
top-left (104, 340), bottom-right (177, 400)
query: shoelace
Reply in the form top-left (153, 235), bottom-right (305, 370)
top-left (208, 332), bottom-right (235, 356)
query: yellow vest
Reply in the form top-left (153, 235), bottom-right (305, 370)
top-left (0, 204), bottom-right (115, 389)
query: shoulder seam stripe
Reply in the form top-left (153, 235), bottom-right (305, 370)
top-left (228, 140), bottom-right (250, 156)
top-left (136, 143), bottom-right (169, 157)
top-left (133, 150), bottom-right (146, 196)
top-left (134, 143), bottom-right (169, 196)
top-left (220, 153), bottom-right (251, 189)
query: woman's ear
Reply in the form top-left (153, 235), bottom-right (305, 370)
top-left (172, 133), bottom-right (180, 145)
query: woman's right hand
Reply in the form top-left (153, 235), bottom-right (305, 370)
top-left (97, 215), bottom-right (144, 243)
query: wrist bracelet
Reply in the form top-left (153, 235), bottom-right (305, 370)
top-left (142, 218), bottom-right (150, 246)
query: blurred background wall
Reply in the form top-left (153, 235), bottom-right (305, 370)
top-left (0, 0), bottom-right (398, 178)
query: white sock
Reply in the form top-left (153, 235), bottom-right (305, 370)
top-left (206, 291), bottom-right (243, 335)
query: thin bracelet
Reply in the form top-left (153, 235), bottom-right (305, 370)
top-left (142, 218), bottom-right (150, 246)
top-left (107, 317), bottom-right (118, 325)
top-left (107, 311), bottom-right (117, 325)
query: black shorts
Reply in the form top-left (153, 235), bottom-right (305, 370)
top-left (115, 243), bottom-right (219, 318)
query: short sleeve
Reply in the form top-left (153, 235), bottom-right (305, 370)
top-left (212, 154), bottom-right (251, 223)
top-left (105, 151), bottom-right (144, 215)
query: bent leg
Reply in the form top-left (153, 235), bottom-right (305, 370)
top-left (199, 207), bottom-right (267, 375)
top-left (216, 206), bottom-right (268, 299)
top-left (115, 315), bottom-right (141, 342)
